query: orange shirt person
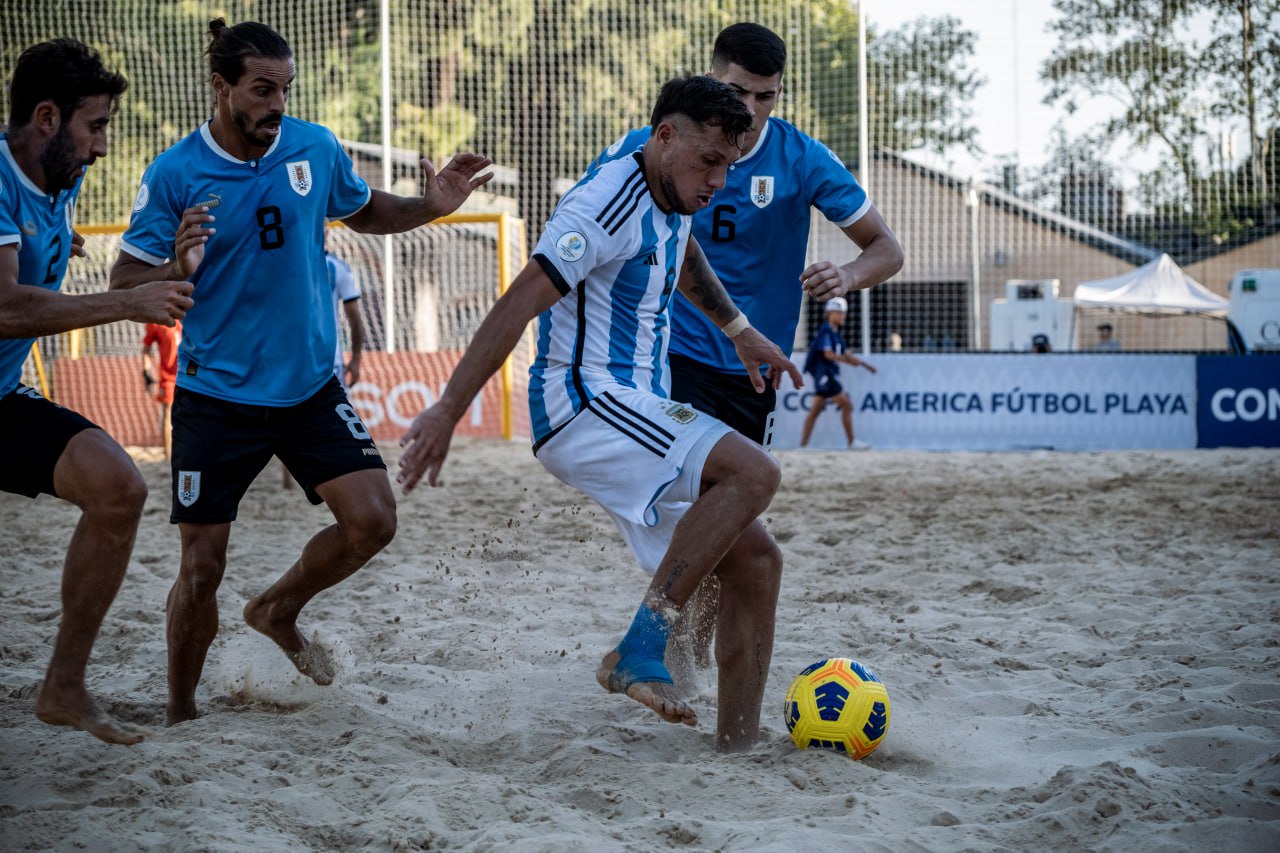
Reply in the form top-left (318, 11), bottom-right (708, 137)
top-left (141, 320), bottom-right (181, 457)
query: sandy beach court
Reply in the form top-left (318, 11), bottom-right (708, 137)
top-left (2, 441), bottom-right (1277, 851)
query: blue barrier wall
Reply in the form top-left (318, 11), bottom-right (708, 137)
top-left (1195, 356), bottom-right (1280, 448)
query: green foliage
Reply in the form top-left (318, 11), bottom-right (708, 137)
top-left (1042, 0), bottom-right (1280, 240)
top-left (2, 0), bottom-right (981, 233)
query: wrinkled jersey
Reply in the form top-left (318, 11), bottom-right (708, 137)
top-left (123, 118), bottom-right (370, 405)
top-left (528, 152), bottom-right (691, 444)
top-left (590, 117), bottom-right (870, 373)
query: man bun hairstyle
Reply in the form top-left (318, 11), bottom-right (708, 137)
top-left (7, 38), bottom-right (127, 129)
top-left (650, 75), bottom-right (752, 147)
top-left (205, 18), bottom-right (292, 84)
top-left (712, 23), bottom-right (787, 78)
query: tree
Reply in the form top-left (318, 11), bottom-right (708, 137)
top-left (863, 13), bottom-right (982, 162)
top-left (1200, 0), bottom-right (1280, 200)
top-left (1041, 0), bottom-right (1280, 239)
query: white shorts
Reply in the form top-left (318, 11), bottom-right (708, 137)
top-left (536, 386), bottom-right (733, 574)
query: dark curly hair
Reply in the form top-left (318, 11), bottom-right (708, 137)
top-left (7, 38), bottom-right (127, 129)
top-left (649, 75), bottom-right (753, 146)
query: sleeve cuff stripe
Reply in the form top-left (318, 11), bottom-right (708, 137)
top-left (533, 252), bottom-right (573, 296)
top-left (120, 241), bottom-right (167, 266)
top-left (834, 197), bottom-right (873, 229)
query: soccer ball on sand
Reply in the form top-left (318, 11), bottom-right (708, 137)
top-left (784, 657), bottom-right (890, 759)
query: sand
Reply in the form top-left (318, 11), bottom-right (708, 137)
top-left (1, 441), bottom-right (1278, 851)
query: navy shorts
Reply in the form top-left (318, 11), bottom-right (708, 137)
top-left (669, 352), bottom-right (777, 446)
top-left (812, 375), bottom-right (845, 399)
top-left (0, 385), bottom-right (98, 499)
top-left (170, 376), bottom-right (384, 524)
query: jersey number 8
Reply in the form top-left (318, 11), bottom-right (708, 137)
top-left (256, 205), bottom-right (286, 250)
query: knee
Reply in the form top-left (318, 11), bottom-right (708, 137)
top-left (179, 544), bottom-right (226, 602)
top-left (741, 448), bottom-right (782, 509)
top-left (69, 440), bottom-right (147, 522)
top-left (344, 504), bottom-right (397, 558)
top-left (720, 524), bottom-right (783, 592)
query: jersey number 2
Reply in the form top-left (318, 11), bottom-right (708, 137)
top-left (256, 206), bottom-right (286, 250)
top-left (43, 235), bottom-right (63, 283)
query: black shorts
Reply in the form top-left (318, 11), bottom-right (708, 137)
top-left (813, 375), bottom-right (845, 399)
top-left (669, 352), bottom-right (777, 447)
top-left (170, 376), bottom-right (385, 524)
top-left (0, 385), bottom-right (98, 499)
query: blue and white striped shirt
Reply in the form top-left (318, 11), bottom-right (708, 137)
top-left (528, 152), bottom-right (692, 445)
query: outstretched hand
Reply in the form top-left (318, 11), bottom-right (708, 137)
top-left (419, 154), bottom-right (495, 220)
top-left (732, 327), bottom-right (804, 393)
top-left (397, 404), bottom-right (459, 493)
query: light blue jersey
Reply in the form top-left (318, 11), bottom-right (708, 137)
top-left (590, 117), bottom-right (871, 374)
top-left (122, 117), bottom-right (370, 405)
top-left (528, 152), bottom-right (691, 445)
top-left (0, 136), bottom-right (81, 396)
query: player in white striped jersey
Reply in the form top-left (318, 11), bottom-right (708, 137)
top-left (399, 76), bottom-right (801, 751)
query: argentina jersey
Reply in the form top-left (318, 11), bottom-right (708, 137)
top-left (0, 136), bottom-right (81, 395)
top-left (528, 152), bottom-right (691, 445)
top-left (122, 117), bottom-right (370, 406)
top-left (590, 117), bottom-right (871, 373)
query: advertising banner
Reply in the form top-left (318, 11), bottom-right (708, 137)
top-left (770, 354), bottom-right (1198, 451)
top-left (1195, 356), bottom-right (1280, 448)
top-left (54, 351), bottom-right (527, 449)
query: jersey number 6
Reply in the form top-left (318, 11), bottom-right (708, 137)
top-left (711, 204), bottom-right (736, 242)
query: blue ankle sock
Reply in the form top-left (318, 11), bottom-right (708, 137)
top-left (614, 604), bottom-right (673, 687)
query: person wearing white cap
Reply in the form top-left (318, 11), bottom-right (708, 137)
top-left (800, 296), bottom-right (877, 448)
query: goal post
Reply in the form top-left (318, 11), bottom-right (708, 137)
top-left (31, 213), bottom-right (530, 450)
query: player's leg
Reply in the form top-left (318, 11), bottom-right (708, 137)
top-left (38, 425), bottom-right (147, 744)
top-left (242, 467), bottom-right (395, 684)
top-left (160, 400), bottom-right (172, 459)
top-left (167, 521), bottom-right (231, 724)
top-left (667, 358), bottom-right (778, 674)
top-left (243, 378), bottom-right (393, 682)
top-left (712, 519), bottom-right (781, 751)
top-left (800, 394), bottom-right (828, 446)
top-left (601, 431), bottom-right (781, 731)
top-left (164, 387), bottom-right (273, 723)
top-left (836, 392), bottom-right (854, 446)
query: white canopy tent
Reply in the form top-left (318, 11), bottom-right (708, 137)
top-left (1073, 254), bottom-right (1229, 316)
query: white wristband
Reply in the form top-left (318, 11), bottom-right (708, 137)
top-left (720, 312), bottom-right (750, 338)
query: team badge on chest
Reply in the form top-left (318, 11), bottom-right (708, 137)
top-left (750, 175), bottom-right (774, 208)
top-left (286, 160), bottom-right (313, 196)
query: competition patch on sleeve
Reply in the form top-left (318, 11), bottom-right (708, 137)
top-left (132, 182), bottom-right (150, 212)
top-left (556, 230), bottom-right (587, 262)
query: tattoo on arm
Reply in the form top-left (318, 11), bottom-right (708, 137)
top-left (658, 560), bottom-right (689, 599)
top-left (682, 243), bottom-right (736, 325)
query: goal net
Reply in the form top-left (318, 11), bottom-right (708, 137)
top-left (33, 217), bottom-right (529, 448)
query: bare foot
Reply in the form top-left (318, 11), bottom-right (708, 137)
top-left (36, 686), bottom-right (144, 745)
top-left (596, 650), bottom-right (697, 727)
top-left (286, 639), bottom-right (336, 686)
top-left (243, 598), bottom-right (335, 686)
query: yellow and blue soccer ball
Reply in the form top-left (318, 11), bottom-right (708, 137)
top-left (784, 657), bottom-right (890, 759)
